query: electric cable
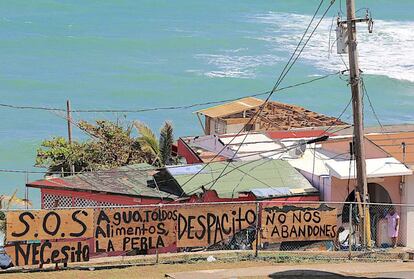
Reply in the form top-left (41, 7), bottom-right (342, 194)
top-left (203, 0), bottom-right (337, 194)
top-left (0, 72), bottom-right (340, 114)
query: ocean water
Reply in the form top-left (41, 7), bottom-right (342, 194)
top-left (0, 0), bottom-right (413, 207)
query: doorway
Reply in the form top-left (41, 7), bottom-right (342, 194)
top-left (341, 183), bottom-right (393, 247)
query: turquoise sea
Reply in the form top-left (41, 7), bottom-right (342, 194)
top-left (0, 0), bottom-right (413, 207)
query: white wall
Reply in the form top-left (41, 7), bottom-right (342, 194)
top-left (321, 175), bottom-right (332, 202)
top-left (296, 170), bottom-right (330, 201)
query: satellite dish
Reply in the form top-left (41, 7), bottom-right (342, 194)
top-left (294, 140), bottom-right (307, 157)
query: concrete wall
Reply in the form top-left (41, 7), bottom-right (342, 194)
top-left (322, 139), bottom-right (387, 159)
top-left (402, 174), bottom-right (414, 248)
top-left (329, 176), bottom-right (401, 204)
top-left (321, 175), bottom-right (332, 202)
top-left (329, 176), bottom-right (407, 246)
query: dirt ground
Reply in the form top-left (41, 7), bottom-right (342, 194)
top-left (0, 261), bottom-right (273, 279)
top-left (0, 250), bottom-right (409, 279)
top-left (3, 261), bottom-right (414, 279)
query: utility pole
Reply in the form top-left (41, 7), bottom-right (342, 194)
top-left (345, 0), bottom-right (370, 247)
top-left (66, 100), bottom-right (72, 144)
top-left (66, 100), bottom-right (75, 175)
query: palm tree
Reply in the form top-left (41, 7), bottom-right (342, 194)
top-left (0, 190), bottom-right (32, 235)
top-left (135, 121), bottom-right (175, 167)
top-left (159, 122), bottom-right (174, 165)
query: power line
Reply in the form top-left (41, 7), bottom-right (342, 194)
top-left (181, 144), bottom-right (303, 198)
top-left (176, 94), bottom-right (353, 201)
top-left (229, 158), bottom-right (286, 199)
top-left (0, 130), bottom-right (358, 176)
top-left (206, 0), bottom-right (335, 191)
top-left (0, 72), bottom-right (344, 176)
top-left (375, 143), bottom-right (414, 147)
top-left (181, 133), bottom-right (339, 200)
top-left (230, 149), bottom-right (349, 199)
top-left (14, 143), bottom-right (319, 204)
top-left (322, 98), bottom-right (352, 135)
top-left (0, 144), bottom-right (300, 175)
top-left (174, 0), bottom-right (337, 200)
top-left (0, 72), bottom-right (340, 114)
top-left (1, 1), bottom-right (352, 201)
top-left (176, 0), bottom-right (327, 197)
top-left (48, 110), bottom-right (97, 139)
top-left (0, 100), bottom-right (354, 182)
top-left (0, 143), bottom-right (315, 205)
top-left (0, 103), bottom-right (64, 112)
top-left (361, 77), bottom-right (386, 135)
top-left (366, 136), bottom-right (414, 141)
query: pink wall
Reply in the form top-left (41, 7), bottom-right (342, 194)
top-left (322, 138), bottom-right (387, 159)
top-left (329, 176), bottom-right (401, 204)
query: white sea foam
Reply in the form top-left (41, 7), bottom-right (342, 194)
top-left (250, 12), bottom-right (414, 82)
top-left (194, 53), bottom-right (282, 78)
top-left (222, 48), bottom-right (249, 53)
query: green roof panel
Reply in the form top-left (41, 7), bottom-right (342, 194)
top-left (168, 159), bottom-right (317, 199)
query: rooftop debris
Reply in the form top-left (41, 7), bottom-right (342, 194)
top-left (195, 97), bottom-right (347, 133)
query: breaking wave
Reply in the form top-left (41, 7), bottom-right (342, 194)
top-left (250, 12), bottom-right (414, 82)
top-left (193, 53), bottom-right (282, 78)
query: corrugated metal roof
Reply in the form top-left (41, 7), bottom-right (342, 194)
top-left (27, 163), bottom-right (177, 199)
top-left (220, 133), bottom-right (285, 161)
top-left (251, 187), bottom-right (292, 198)
top-left (195, 97), bottom-right (264, 118)
top-left (167, 159), bottom-right (317, 199)
top-left (168, 164), bottom-right (205, 176)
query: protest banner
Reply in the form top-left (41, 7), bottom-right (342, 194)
top-left (6, 209), bottom-right (94, 242)
top-left (176, 203), bottom-right (256, 247)
top-left (261, 204), bottom-right (337, 243)
top-left (94, 207), bottom-right (177, 253)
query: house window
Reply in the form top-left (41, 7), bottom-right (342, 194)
top-left (214, 120), bottom-right (226, 134)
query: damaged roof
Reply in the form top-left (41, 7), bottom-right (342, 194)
top-left (27, 163), bottom-right (177, 199)
top-left (166, 159), bottom-right (318, 199)
top-left (195, 97), bottom-right (265, 118)
top-left (195, 97), bottom-right (347, 131)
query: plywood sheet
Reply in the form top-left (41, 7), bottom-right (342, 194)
top-left (6, 209), bottom-right (94, 241)
top-left (94, 207), bottom-right (177, 253)
top-left (176, 203), bottom-right (256, 247)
